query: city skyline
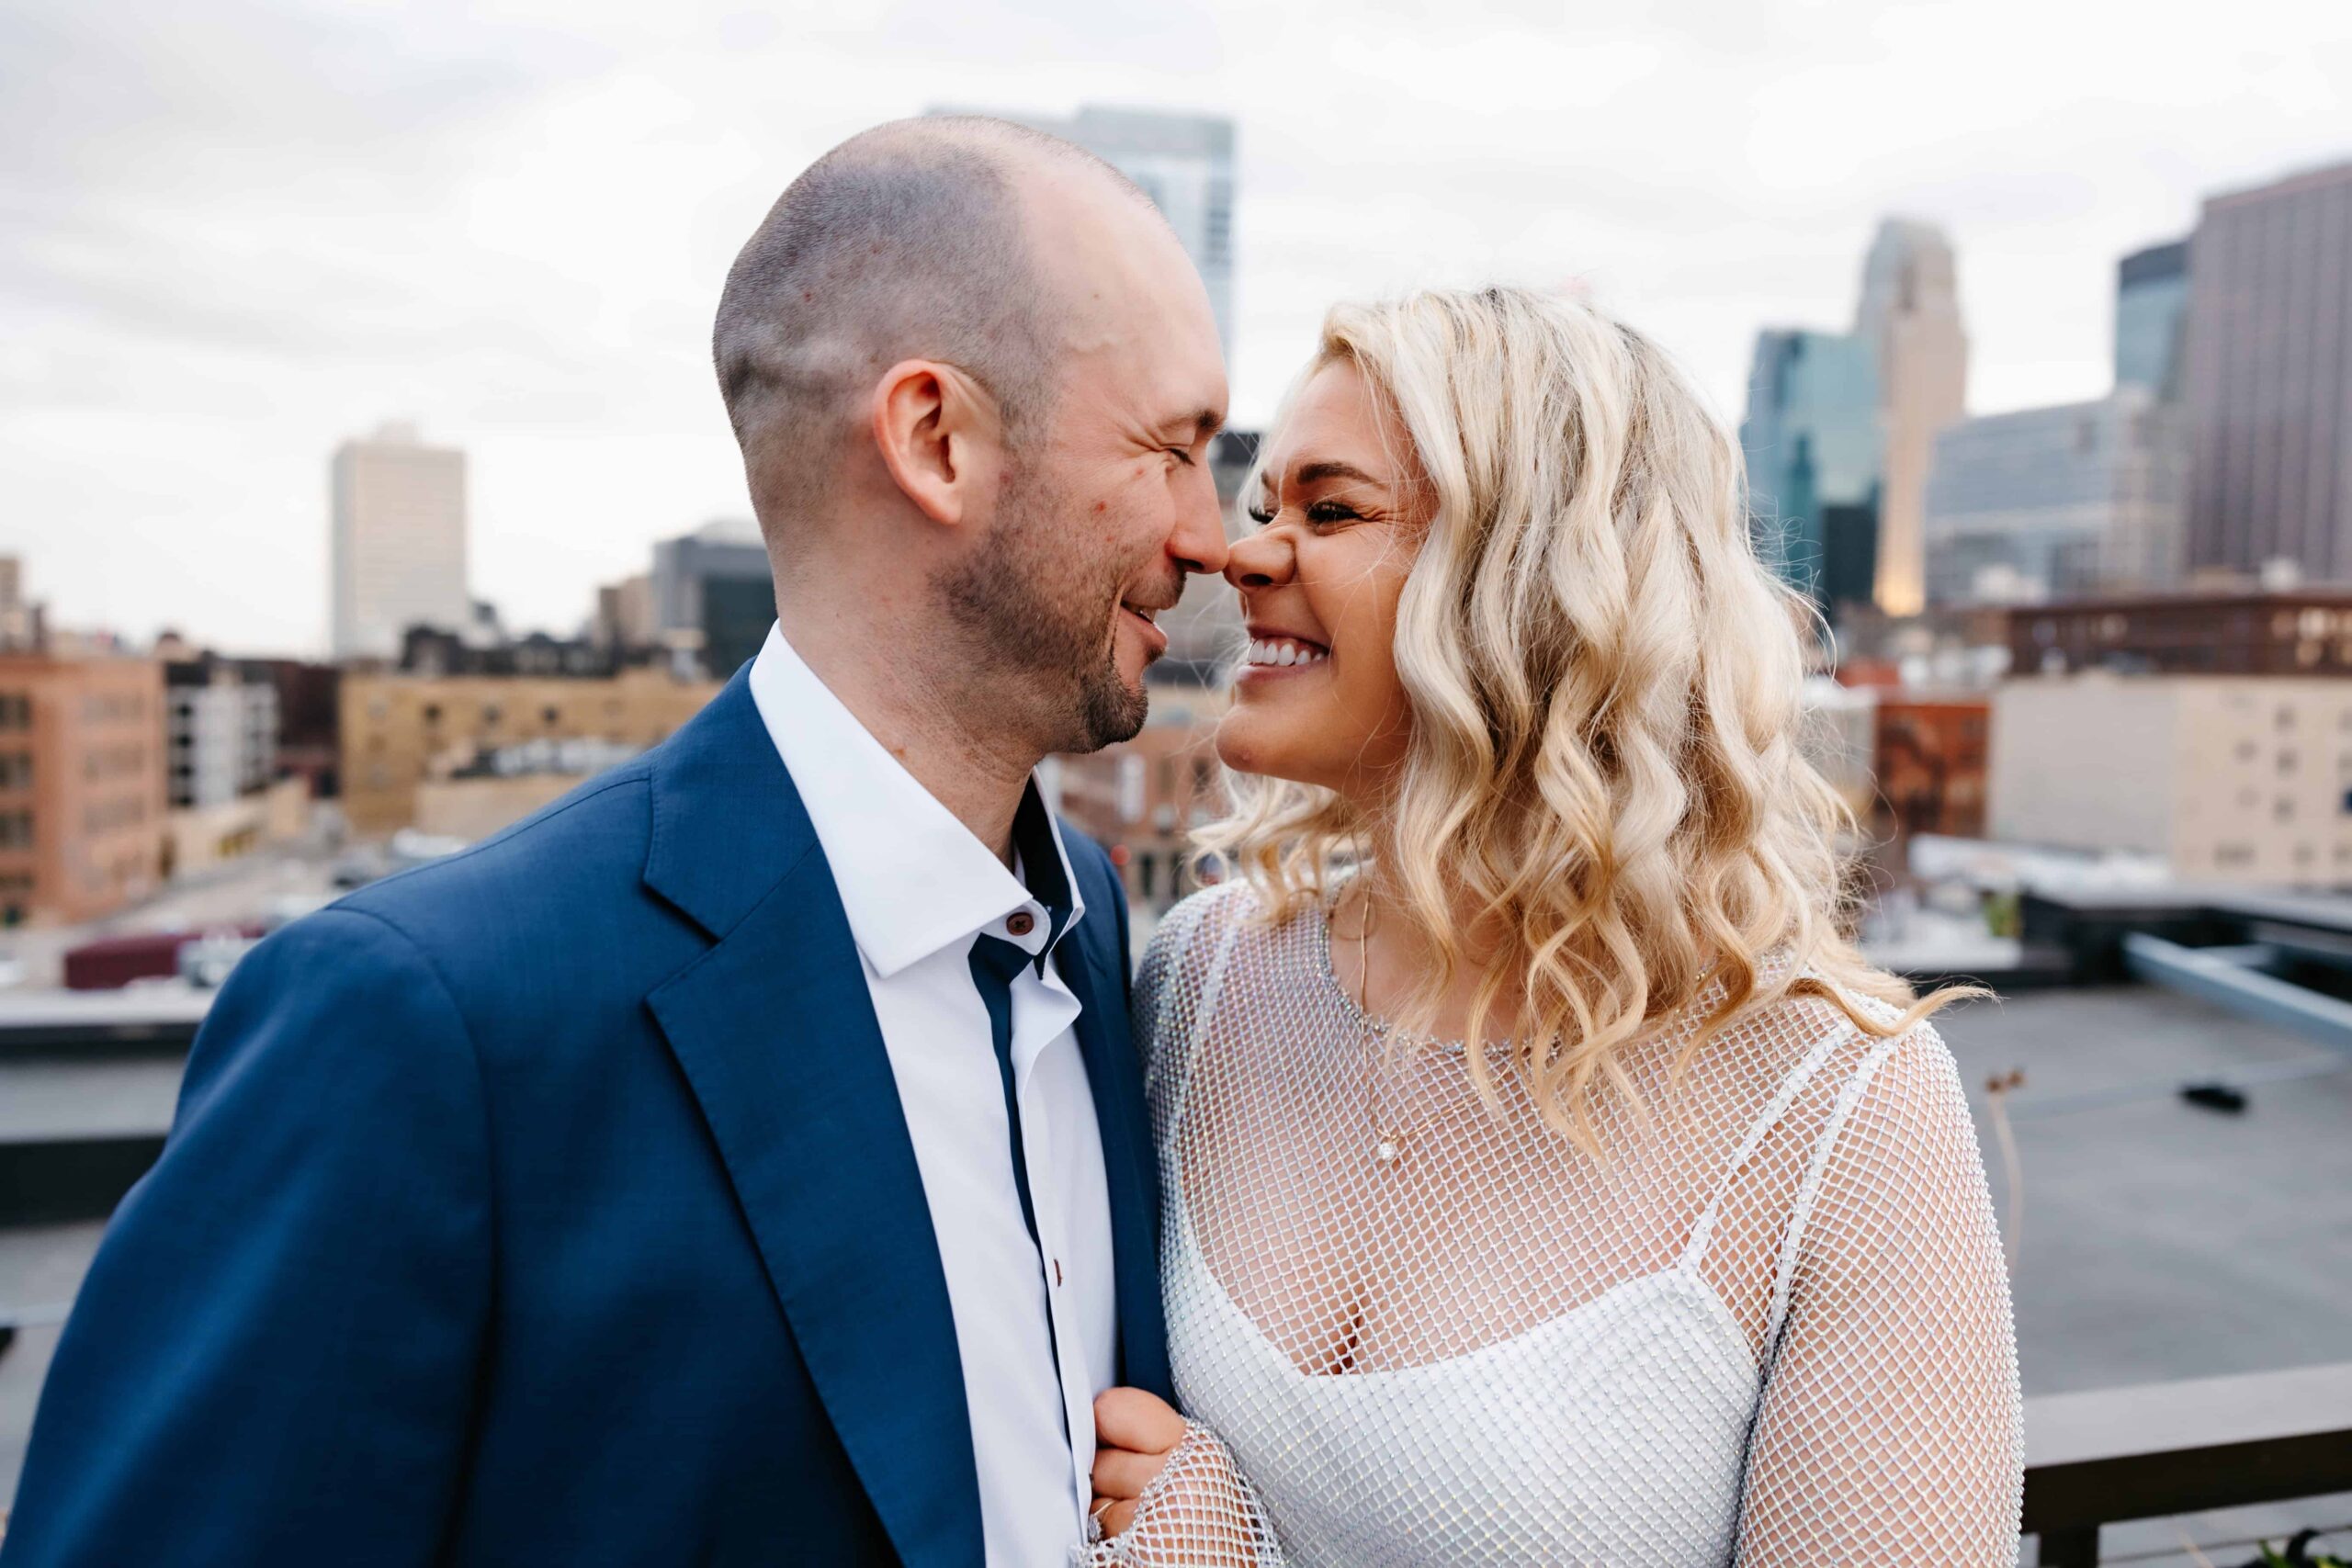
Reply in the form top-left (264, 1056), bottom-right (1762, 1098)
top-left (4, 0), bottom-right (2349, 654)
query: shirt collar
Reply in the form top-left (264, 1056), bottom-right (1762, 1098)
top-left (745, 623), bottom-right (1085, 979)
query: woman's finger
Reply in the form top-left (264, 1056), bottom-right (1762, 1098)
top-left (1094, 1386), bottom-right (1188, 1453)
top-left (1098, 1500), bottom-right (1136, 1538)
top-left (1091, 1444), bottom-right (1168, 1500)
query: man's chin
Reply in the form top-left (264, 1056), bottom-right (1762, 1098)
top-left (1068, 667), bottom-right (1148, 753)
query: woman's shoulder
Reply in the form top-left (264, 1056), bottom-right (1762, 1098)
top-left (1140, 878), bottom-right (1264, 973)
top-left (1694, 963), bottom-right (1960, 1107)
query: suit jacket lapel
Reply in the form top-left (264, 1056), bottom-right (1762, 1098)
top-left (1056, 864), bottom-right (1172, 1402)
top-left (642, 675), bottom-right (981, 1568)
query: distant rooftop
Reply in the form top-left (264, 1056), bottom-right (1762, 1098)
top-left (1935, 982), bottom-right (2352, 1395)
top-left (689, 517), bottom-right (761, 546)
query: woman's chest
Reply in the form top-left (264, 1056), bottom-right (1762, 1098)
top-left (1166, 1239), bottom-right (1761, 1567)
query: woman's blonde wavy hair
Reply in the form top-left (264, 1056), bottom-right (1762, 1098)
top-left (1193, 285), bottom-right (1972, 1150)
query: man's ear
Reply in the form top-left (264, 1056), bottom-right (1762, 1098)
top-left (869, 359), bottom-right (1003, 528)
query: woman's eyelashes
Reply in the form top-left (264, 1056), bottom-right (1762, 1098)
top-left (1245, 498), bottom-right (1368, 528)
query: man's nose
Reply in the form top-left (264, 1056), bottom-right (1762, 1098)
top-left (1170, 464), bottom-right (1230, 578)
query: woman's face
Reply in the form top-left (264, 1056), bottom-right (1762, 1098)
top-left (1215, 359), bottom-right (1430, 799)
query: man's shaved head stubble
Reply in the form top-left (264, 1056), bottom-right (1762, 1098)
top-left (713, 118), bottom-right (1194, 754)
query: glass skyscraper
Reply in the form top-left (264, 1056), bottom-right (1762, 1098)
top-left (1853, 219), bottom-right (1968, 615)
top-left (1741, 330), bottom-right (1883, 612)
top-left (2114, 240), bottom-right (2188, 399)
top-left (1921, 389), bottom-right (2187, 605)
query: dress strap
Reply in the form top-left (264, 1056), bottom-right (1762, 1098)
top-left (1675, 1019), bottom-right (1856, 1272)
top-left (1757, 1027), bottom-right (1914, 1357)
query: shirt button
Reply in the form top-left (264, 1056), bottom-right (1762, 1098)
top-left (1005, 910), bottom-right (1036, 937)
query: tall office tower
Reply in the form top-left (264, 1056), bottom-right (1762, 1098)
top-left (1921, 388), bottom-right (2187, 605)
top-left (330, 422), bottom-right (469, 660)
top-left (2181, 160), bottom-right (2352, 582)
top-left (650, 519), bottom-right (773, 680)
top-left (2114, 240), bottom-right (2189, 398)
top-left (1854, 219), bottom-right (1969, 615)
top-left (1740, 329), bottom-right (1883, 614)
top-left (927, 105), bottom-right (1237, 357)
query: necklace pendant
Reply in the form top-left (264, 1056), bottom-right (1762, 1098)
top-left (1374, 1138), bottom-right (1403, 1165)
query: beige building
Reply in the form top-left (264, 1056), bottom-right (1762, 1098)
top-left (0, 555), bottom-right (42, 651)
top-left (164, 776), bottom-right (310, 880)
top-left (1990, 673), bottom-right (2352, 886)
top-left (341, 667), bottom-right (721, 837)
top-left (332, 421), bottom-right (470, 660)
top-left (1857, 219), bottom-right (1969, 616)
top-left (0, 654), bottom-right (167, 926)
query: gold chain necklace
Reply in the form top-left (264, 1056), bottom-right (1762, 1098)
top-left (1345, 889), bottom-right (1441, 1168)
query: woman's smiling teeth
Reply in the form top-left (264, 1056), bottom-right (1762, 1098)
top-left (1245, 637), bottom-right (1329, 668)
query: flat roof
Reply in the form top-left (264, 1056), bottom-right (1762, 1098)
top-left (1936, 983), bottom-right (2352, 1395)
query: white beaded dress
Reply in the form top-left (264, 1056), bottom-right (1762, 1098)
top-left (1084, 881), bottom-right (2023, 1566)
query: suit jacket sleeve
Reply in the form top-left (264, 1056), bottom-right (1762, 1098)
top-left (2, 908), bottom-right (492, 1568)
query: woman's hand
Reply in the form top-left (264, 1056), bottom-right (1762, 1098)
top-left (1089, 1386), bottom-right (1190, 1538)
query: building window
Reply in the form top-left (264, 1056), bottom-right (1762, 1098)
top-left (2280, 750), bottom-right (2300, 774)
top-left (2215, 843), bottom-right (2256, 868)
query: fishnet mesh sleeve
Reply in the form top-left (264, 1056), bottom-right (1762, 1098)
top-left (1732, 1025), bottom-right (2025, 1565)
top-left (1077, 1423), bottom-right (1286, 1567)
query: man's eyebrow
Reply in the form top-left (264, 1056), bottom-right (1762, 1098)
top-left (1159, 406), bottom-right (1224, 442)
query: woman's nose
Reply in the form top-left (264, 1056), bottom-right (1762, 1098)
top-left (1224, 529), bottom-right (1294, 592)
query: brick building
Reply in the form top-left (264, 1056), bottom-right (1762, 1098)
top-left (0, 654), bottom-right (166, 926)
top-left (1873, 694), bottom-right (1990, 841)
top-left (2011, 589), bottom-right (2352, 677)
top-left (1053, 683), bottom-right (1229, 915)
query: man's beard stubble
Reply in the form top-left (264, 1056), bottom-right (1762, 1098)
top-left (933, 463), bottom-right (1153, 756)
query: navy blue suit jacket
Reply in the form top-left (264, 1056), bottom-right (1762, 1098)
top-left (1, 669), bottom-right (1170, 1568)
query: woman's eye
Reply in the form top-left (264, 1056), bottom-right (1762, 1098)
top-left (1245, 503), bottom-right (1276, 525)
top-left (1306, 502), bottom-right (1361, 526)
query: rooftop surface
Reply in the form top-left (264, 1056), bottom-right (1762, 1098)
top-left (3, 981), bottom-right (2348, 1559)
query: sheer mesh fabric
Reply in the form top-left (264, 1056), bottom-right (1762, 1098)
top-left (1081, 882), bottom-right (2022, 1566)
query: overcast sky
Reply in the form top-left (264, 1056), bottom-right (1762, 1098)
top-left (4, 0), bottom-right (2348, 654)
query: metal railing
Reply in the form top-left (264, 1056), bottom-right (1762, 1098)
top-left (2024, 1361), bottom-right (2352, 1565)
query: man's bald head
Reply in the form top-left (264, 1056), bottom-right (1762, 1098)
top-left (713, 117), bottom-right (1160, 534)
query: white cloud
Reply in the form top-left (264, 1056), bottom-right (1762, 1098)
top-left (2, 0), bottom-right (2347, 651)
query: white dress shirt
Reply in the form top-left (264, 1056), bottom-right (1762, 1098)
top-left (747, 623), bottom-right (1117, 1567)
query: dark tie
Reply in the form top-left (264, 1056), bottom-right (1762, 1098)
top-left (968, 931), bottom-right (1047, 1253)
top-left (968, 930), bottom-right (1069, 1428)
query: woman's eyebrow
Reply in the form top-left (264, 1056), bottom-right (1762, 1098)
top-left (1293, 459), bottom-right (1384, 488)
